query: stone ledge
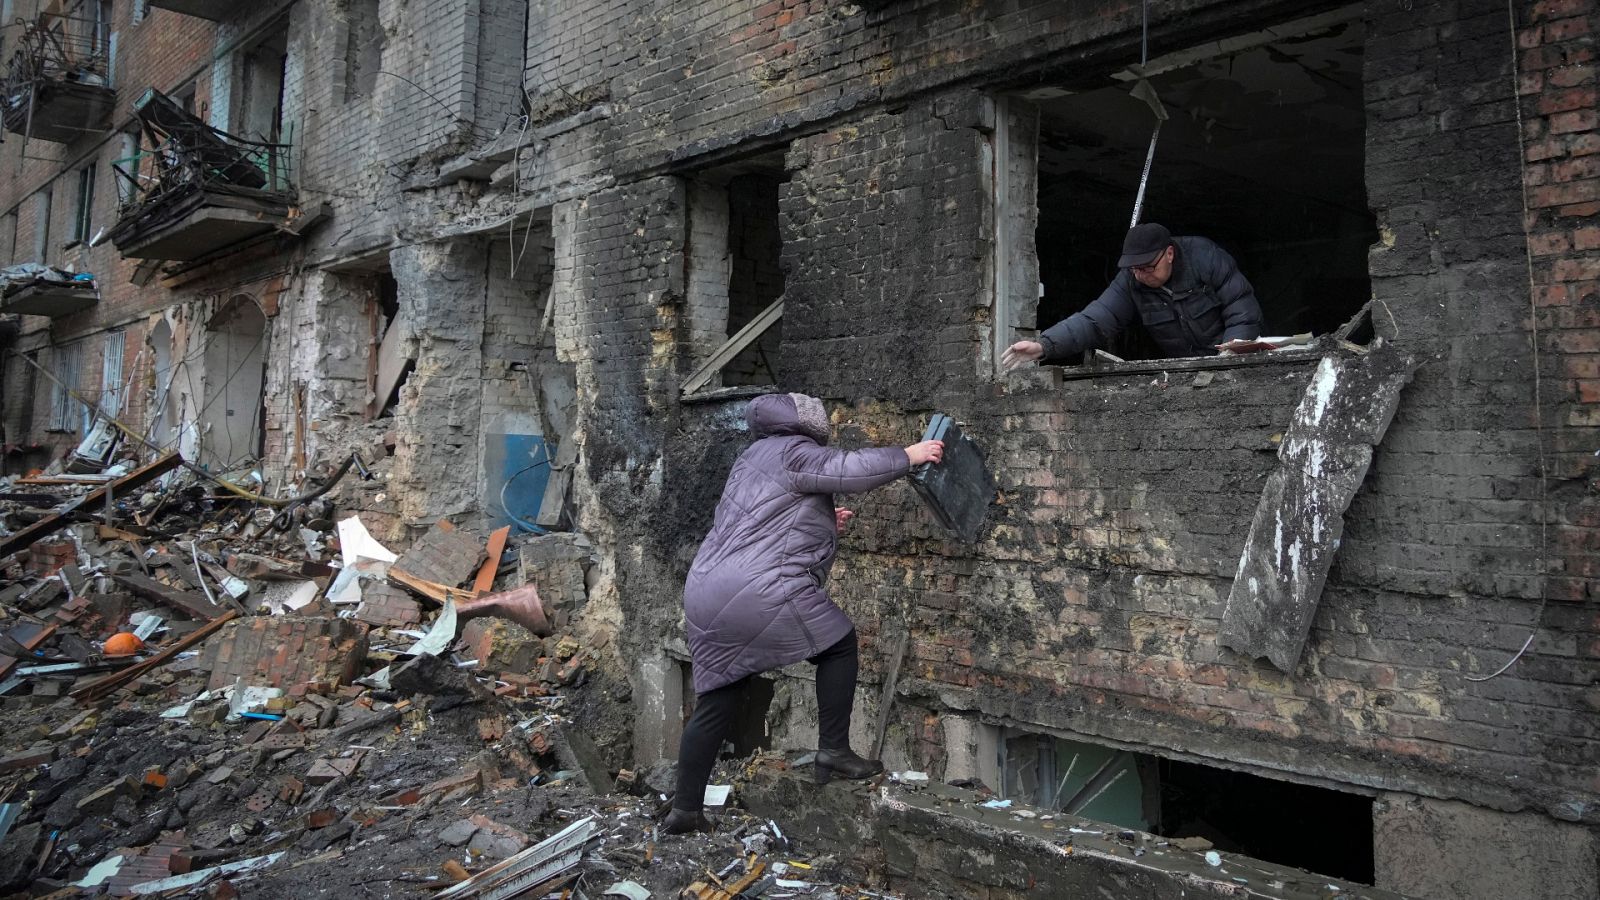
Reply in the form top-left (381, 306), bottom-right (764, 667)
top-left (739, 760), bottom-right (1408, 900)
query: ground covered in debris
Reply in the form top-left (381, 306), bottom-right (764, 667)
top-left (0, 457), bottom-right (898, 899)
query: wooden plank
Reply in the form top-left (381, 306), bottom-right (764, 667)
top-left (0, 453), bottom-right (182, 559)
top-left (367, 317), bottom-right (413, 420)
top-left (110, 572), bottom-right (220, 621)
top-left (388, 568), bottom-right (475, 605)
top-left (473, 526), bottom-right (511, 597)
top-left (680, 298), bottom-right (783, 397)
top-left (869, 624), bottom-right (910, 761)
top-left (71, 611), bottom-right (238, 702)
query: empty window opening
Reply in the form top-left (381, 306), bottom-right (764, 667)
top-left (238, 21), bottom-right (288, 145)
top-left (148, 319), bottom-right (179, 450)
top-left (71, 163), bottom-right (95, 244)
top-left (723, 173), bottom-right (783, 386)
top-left (682, 153), bottom-right (788, 396)
top-left (33, 189), bottom-right (52, 262)
top-left (1022, 8), bottom-right (1374, 362)
top-left (47, 341), bottom-right (83, 433)
top-left (1000, 729), bottom-right (1374, 883)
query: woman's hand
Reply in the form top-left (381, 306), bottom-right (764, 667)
top-left (835, 508), bottom-right (854, 534)
top-left (904, 439), bottom-right (945, 467)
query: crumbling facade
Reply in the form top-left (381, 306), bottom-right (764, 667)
top-left (0, 0), bottom-right (1596, 896)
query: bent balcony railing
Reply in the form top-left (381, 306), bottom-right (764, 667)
top-left (0, 12), bottom-right (114, 143)
top-left (106, 89), bottom-right (296, 261)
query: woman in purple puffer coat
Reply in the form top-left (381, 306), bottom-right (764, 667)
top-left (664, 392), bottom-right (944, 834)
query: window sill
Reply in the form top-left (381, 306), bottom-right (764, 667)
top-left (1041, 346), bottom-right (1326, 382)
top-left (680, 384), bottom-right (780, 405)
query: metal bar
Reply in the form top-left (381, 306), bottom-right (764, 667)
top-left (1129, 122), bottom-right (1160, 229)
top-left (1060, 751), bottom-right (1131, 816)
top-left (435, 817), bottom-right (597, 899)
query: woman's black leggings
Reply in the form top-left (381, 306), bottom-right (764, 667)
top-left (673, 629), bottom-right (859, 813)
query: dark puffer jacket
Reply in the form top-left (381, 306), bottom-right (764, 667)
top-left (683, 393), bottom-right (909, 694)
top-left (1037, 235), bottom-right (1262, 361)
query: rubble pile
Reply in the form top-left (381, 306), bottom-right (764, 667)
top-left (0, 451), bottom-right (908, 898)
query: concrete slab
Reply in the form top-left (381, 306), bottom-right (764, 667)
top-left (740, 759), bottom-right (1409, 900)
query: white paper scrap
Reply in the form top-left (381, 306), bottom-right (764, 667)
top-left (337, 516), bottom-right (398, 568)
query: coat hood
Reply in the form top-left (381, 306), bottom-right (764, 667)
top-left (746, 393), bottom-right (830, 445)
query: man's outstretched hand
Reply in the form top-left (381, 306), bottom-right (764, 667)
top-left (905, 440), bottom-right (945, 466)
top-left (1002, 340), bottom-right (1044, 371)
top-left (835, 508), bottom-right (854, 534)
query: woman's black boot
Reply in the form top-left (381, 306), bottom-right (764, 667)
top-left (662, 808), bottom-right (714, 834)
top-left (813, 748), bottom-right (883, 784)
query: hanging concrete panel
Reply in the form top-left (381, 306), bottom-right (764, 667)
top-left (1219, 345), bottom-right (1419, 672)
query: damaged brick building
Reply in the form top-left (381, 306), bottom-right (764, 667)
top-left (0, 0), bottom-right (1595, 896)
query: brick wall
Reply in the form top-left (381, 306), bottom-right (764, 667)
top-left (556, 0), bottom-right (1600, 837)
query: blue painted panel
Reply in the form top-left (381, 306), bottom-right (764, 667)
top-left (486, 433), bottom-right (549, 531)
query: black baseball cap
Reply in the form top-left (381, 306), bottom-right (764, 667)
top-left (1118, 223), bottom-right (1172, 268)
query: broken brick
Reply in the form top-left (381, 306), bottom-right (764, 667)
top-left (76, 776), bottom-right (142, 815)
top-left (0, 746), bottom-right (54, 773)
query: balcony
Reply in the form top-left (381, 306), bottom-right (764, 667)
top-left (0, 13), bottom-right (115, 144)
top-left (0, 265), bottom-right (98, 317)
top-left (105, 89), bottom-right (296, 263)
top-left (146, 0), bottom-right (231, 20)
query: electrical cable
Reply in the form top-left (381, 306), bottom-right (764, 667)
top-left (498, 441), bottom-right (553, 534)
top-left (1464, 0), bottom-right (1550, 682)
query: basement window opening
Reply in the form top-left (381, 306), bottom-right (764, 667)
top-left (999, 728), bottom-right (1375, 883)
top-left (681, 151), bottom-right (788, 398)
top-left (1002, 6), bottom-right (1375, 367)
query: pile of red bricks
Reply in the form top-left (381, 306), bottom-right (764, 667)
top-left (198, 616), bottom-right (369, 691)
top-left (26, 540), bottom-right (76, 578)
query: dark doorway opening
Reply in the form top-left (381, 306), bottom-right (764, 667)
top-left (1030, 7), bottom-right (1374, 360)
top-left (677, 664), bottom-right (775, 760)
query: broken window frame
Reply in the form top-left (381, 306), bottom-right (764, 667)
top-left (995, 5), bottom-right (1371, 379)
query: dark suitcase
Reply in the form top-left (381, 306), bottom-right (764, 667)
top-left (910, 414), bottom-right (996, 543)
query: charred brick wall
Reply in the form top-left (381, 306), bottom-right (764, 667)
top-left (543, 0), bottom-right (1599, 852)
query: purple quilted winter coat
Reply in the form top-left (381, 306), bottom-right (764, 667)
top-left (683, 393), bottom-right (910, 694)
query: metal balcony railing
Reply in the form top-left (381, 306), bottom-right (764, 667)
top-left (0, 12), bottom-right (113, 140)
top-left (105, 89), bottom-right (295, 259)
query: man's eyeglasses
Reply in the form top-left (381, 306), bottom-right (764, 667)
top-left (1130, 251), bottom-right (1168, 275)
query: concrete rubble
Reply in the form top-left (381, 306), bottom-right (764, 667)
top-left (0, 453), bottom-right (1405, 898)
top-left (0, 453), bottom-right (929, 899)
